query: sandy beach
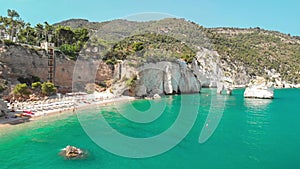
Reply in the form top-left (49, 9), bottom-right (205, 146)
top-left (0, 94), bottom-right (136, 128)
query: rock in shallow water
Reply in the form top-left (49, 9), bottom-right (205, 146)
top-left (153, 94), bottom-right (161, 99)
top-left (244, 87), bottom-right (274, 99)
top-left (244, 76), bottom-right (274, 99)
top-left (61, 145), bottom-right (84, 159)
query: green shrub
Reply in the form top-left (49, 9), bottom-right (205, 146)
top-left (41, 82), bottom-right (56, 96)
top-left (59, 44), bottom-right (81, 60)
top-left (4, 39), bottom-right (15, 46)
top-left (105, 59), bottom-right (117, 65)
top-left (125, 75), bottom-right (137, 87)
top-left (132, 42), bottom-right (144, 51)
top-left (32, 82), bottom-right (42, 90)
top-left (13, 83), bottom-right (31, 96)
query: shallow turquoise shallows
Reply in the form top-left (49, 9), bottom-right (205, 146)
top-left (1, 89), bottom-right (300, 169)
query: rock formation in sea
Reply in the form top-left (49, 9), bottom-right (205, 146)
top-left (153, 93), bottom-right (161, 99)
top-left (244, 76), bottom-right (274, 99)
top-left (62, 145), bottom-right (84, 158)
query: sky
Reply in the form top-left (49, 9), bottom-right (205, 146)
top-left (0, 0), bottom-right (299, 35)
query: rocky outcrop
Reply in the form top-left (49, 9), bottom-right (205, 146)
top-left (153, 94), bottom-right (161, 99)
top-left (217, 84), bottom-right (232, 95)
top-left (134, 61), bottom-right (201, 97)
top-left (0, 99), bottom-right (8, 113)
top-left (111, 60), bottom-right (201, 97)
top-left (191, 48), bottom-right (248, 92)
top-left (191, 48), bottom-right (223, 88)
top-left (62, 145), bottom-right (84, 158)
top-left (244, 77), bottom-right (274, 99)
top-left (244, 87), bottom-right (274, 99)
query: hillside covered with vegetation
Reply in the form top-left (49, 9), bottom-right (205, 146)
top-left (74, 18), bottom-right (300, 83)
top-left (207, 27), bottom-right (300, 83)
top-left (103, 33), bottom-right (196, 64)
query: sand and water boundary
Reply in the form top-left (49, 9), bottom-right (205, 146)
top-left (0, 96), bottom-right (136, 129)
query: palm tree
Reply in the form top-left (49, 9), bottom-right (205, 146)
top-left (35, 23), bottom-right (44, 45)
top-left (24, 23), bottom-right (31, 43)
top-left (44, 21), bottom-right (54, 43)
top-left (7, 9), bottom-right (20, 19)
top-left (15, 19), bottom-right (25, 42)
top-left (7, 9), bottom-right (20, 41)
top-left (20, 24), bottom-right (35, 45)
top-left (3, 17), bottom-right (11, 39)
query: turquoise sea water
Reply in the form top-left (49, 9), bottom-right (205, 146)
top-left (1, 89), bottom-right (300, 169)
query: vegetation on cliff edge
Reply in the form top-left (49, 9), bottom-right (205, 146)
top-left (103, 33), bottom-right (196, 64)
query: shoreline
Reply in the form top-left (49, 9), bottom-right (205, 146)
top-left (2, 87), bottom-right (297, 129)
top-left (0, 95), bottom-right (136, 128)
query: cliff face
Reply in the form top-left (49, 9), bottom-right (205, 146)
top-left (0, 44), bottom-right (202, 96)
top-left (0, 44), bottom-right (113, 93)
top-left (135, 61), bottom-right (201, 96)
top-left (0, 42), bottom-right (297, 97)
top-left (0, 43), bottom-right (250, 96)
top-left (0, 44), bottom-right (73, 88)
top-left (111, 61), bottom-right (201, 97)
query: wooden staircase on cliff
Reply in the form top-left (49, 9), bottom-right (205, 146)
top-left (45, 43), bottom-right (55, 84)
